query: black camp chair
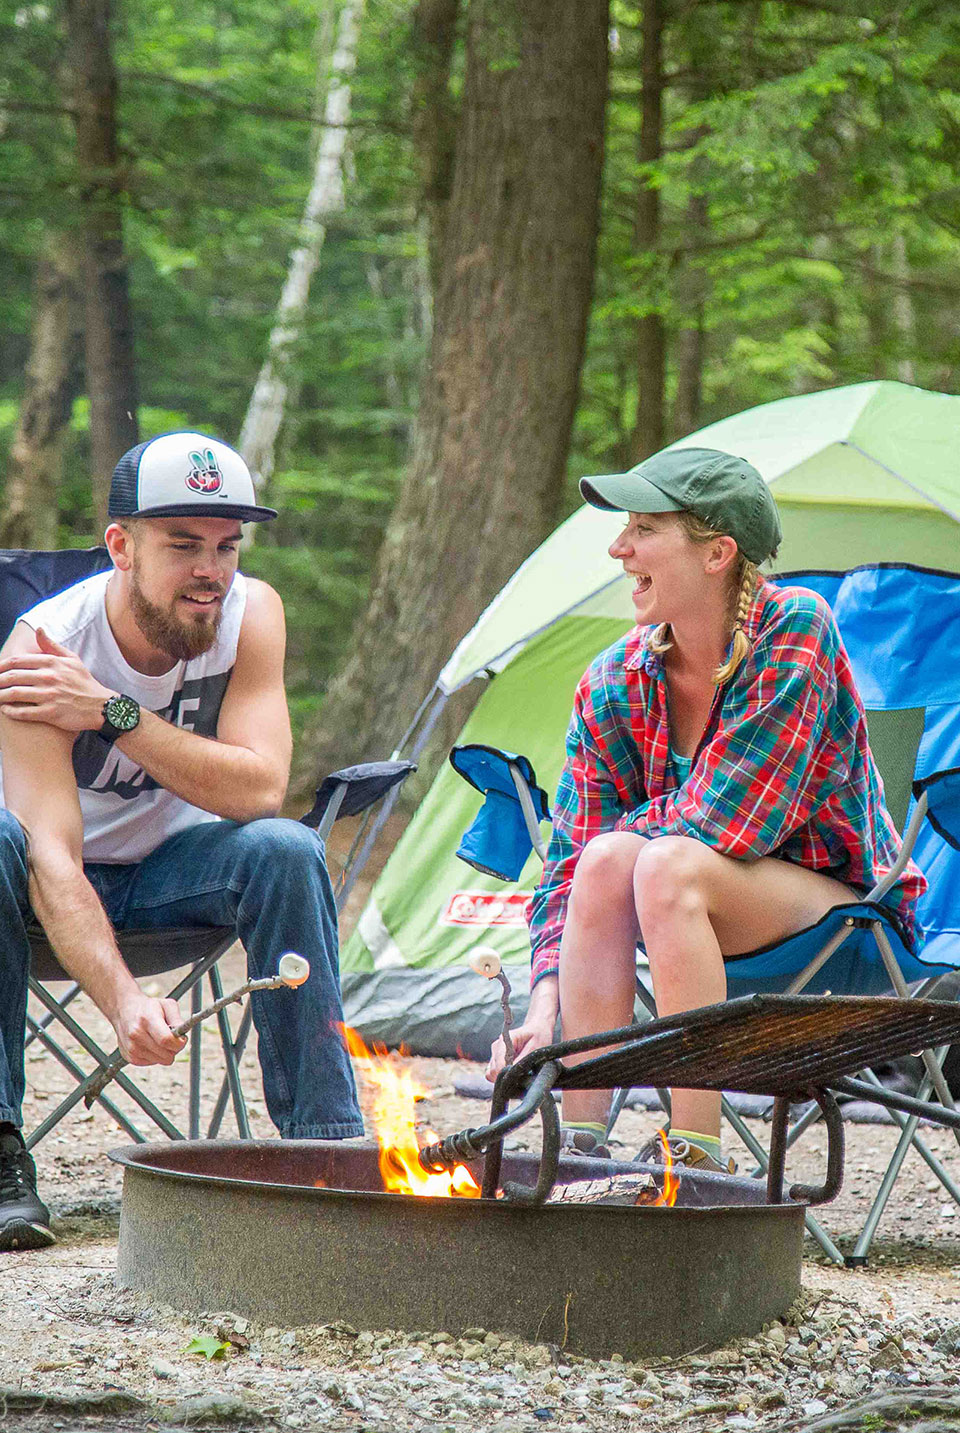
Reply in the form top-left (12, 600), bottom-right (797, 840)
top-left (449, 564), bottom-right (960, 1264)
top-left (0, 548), bottom-right (414, 1147)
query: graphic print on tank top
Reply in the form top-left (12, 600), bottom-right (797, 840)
top-left (71, 670), bottom-right (231, 799)
top-left (2, 568), bottom-right (248, 863)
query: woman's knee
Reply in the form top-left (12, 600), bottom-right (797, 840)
top-left (569, 832), bottom-right (644, 918)
top-left (633, 836), bottom-right (711, 922)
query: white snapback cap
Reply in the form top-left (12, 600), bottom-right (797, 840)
top-left (108, 433), bottom-right (277, 523)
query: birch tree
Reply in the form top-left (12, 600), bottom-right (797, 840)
top-left (237, 0), bottom-right (363, 498)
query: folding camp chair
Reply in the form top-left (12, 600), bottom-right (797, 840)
top-left (0, 547), bottom-right (414, 1148)
top-left (449, 563), bottom-right (960, 1264)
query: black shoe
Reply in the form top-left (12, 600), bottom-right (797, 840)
top-left (0, 1134), bottom-right (56, 1251)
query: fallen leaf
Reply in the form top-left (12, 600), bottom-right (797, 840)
top-left (184, 1335), bottom-right (232, 1361)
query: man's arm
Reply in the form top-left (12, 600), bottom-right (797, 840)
top-left (0, 579), bottom-right (292, 824)
top-left (0, 626), bottom-right (184, 1066)
top-left (112, 579), bottom-right (291, 821)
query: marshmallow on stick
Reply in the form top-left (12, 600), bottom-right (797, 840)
top-left (468, 945), bottom-right (515, 1064)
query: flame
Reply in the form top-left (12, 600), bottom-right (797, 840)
top-left (340, 1024), bottom-right (480, 1198)
top-left (651, 1127), bottom-right (679, 1207)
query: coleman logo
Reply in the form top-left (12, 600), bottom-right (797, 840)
top-left (186, 448), bottom-right (225, 495)
top-left (441, 891), bottom-right (531, 927)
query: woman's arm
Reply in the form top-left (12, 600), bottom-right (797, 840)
top-left (617, 602), bottom-right (845, 857)
top-left (528, 676), bottom-right (627, 986)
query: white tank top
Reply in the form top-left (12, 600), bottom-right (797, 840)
top-left (1, 569), bottom-right (247, 863)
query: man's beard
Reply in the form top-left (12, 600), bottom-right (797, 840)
top-left (130, 565), bottom-right (224, 661)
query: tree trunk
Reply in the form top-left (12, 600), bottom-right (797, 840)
top-left (238, 0), bottom-right (363, 501)
top-left (890, 229), bottom-right (917, 385)
top-left (1, 234), bottom-right (84, 549)
top-left (64, 0), bottom-right (139, 531)
top-left (301, 0), bottom-right (609, 781)
top-left (671, 192), bottom-right (707, 439)
top-left (631, 0), bottom-right (666, 460)
top-left (411, 0), bottom-right (460, 292)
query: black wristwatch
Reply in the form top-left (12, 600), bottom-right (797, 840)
top-left (98, 693), bottom-right (141, 743)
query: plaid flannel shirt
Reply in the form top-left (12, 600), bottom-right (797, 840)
top-left (528, 579), bottom-right (927, 988)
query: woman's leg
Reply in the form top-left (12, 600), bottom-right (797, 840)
top-left (558, 831), bottom-right (648, 1126)
top-left (559, 832), bottom-right (852, 1135)
top-left (633, 836), bottom-right (851, 1136)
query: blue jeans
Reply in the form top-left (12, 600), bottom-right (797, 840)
top-left (0, 810), bottom-right (364, 1140)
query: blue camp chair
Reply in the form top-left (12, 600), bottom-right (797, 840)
top-left (451, 563), bottom-right (960, 1264)
top-left (0, 547), bottom-right (414, 1147)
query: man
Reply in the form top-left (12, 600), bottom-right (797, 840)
top-left (0, 432), bottom-right (364, 1251)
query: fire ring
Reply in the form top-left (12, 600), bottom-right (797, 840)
top-left (110, 1140), bottom-right (803, 1359)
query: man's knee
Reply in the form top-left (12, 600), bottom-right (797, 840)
top-left (233, 817), bottom-right (328, 877)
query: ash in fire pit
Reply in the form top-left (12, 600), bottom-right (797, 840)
top-left (111, 1139), bottom-right (803, 1360)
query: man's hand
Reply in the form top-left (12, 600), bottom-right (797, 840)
top-left (111, 990), bottom-right (186, 1066)
top-left (0, 628), bottom-right (112, 732)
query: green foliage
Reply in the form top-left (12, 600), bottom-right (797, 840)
top-left (4, 0), bottom-right (960, 731)
top-left (571, 0), bottom-right (960, 499)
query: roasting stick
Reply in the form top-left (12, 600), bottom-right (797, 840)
top-left (83, 952), bottom-right (311, 1106)
top-left (468, 947), bottom-right (515, 1064)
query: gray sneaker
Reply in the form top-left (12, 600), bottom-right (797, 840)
top-left (636, 1131), bottom-right (736, 1176)
top-left (560, 1128), bottom-right (611, 1159)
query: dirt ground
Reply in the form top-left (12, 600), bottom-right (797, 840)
top-left (5, 826), bottom-right (960, 1430)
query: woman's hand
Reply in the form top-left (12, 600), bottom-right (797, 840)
top-left (485, 975), bottom-right (559, 1082)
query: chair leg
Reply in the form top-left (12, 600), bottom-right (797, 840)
top-left (189, 982), bottom-right (202, 1140)
top-left (24, 1014), bottom-right (145, 1148)
top-left (872, 922), bottom-right (960, 1148)
top-left (24, 984), bottom-right (82, 1051)
top-left (207, 966), bottom-right (251, 1139)
top-left (27, 952), bottom-right (225, 1145)
top-left (207, 1004), bottom-right (254, 1138)
top-left (847, 1059), bottom-right (960, 1266)
top-left (28, 978), bottom-right (184, 1141)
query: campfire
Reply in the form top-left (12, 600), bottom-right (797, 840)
top-left (341, 1025), bottom-right (481, 1198)
top-left (342, 1024), bottom-right (679, 1207)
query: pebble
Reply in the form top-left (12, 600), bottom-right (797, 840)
top-left (7, 1259), bottom-right (960, 1433)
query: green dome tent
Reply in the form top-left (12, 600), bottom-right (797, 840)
top-left (341, 380), bottom-right (960, 1057)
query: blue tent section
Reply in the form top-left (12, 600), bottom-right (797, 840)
top-left (780, 565), bottom-right (960, 973)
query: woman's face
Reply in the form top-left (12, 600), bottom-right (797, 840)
top-left (609, 512), bottom-right (719, 626)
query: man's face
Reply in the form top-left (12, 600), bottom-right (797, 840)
top-left (125, 517), bottom-right (243, 661)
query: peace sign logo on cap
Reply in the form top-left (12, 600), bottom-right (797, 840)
top-left (186, 448), bottom-right (225, 496)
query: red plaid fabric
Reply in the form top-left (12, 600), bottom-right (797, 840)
top-left (529, 579), bottom-right (926, 988)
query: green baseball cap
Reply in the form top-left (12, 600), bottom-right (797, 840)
top-left (580, 446), bottom-right (782, 565)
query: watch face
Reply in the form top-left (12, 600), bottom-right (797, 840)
top-left (106, 695), bottom-right (140, 732)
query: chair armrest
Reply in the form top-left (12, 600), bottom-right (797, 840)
top-left (300, 760), bottom-right (417, 842)
top-left (449, 744), bottom-right (550, 881)
top-left (913, 768), bottom-right (960, 852)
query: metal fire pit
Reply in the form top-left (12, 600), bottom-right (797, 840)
top-left (111, 1139), bottom-right (802, 1359)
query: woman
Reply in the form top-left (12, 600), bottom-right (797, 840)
top-left (487, 446), bottom-right (926, 1172)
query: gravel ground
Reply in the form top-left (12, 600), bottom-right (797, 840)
top-left (5, 943), bottom-right (960, 1432)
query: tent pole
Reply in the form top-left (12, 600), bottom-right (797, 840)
top-left (338, 687), bottom-right (450, 908)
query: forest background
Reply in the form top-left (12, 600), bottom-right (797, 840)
top-left (3, 0), bottom-right (959, 802)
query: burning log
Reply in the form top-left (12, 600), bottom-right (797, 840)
top-left (547, 1172), bottom-right (659, 1206)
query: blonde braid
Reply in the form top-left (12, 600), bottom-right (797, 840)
top-left (641, 512), bottom-right (760, 684)
top-left (716, 557), bottom-right (758, 684)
